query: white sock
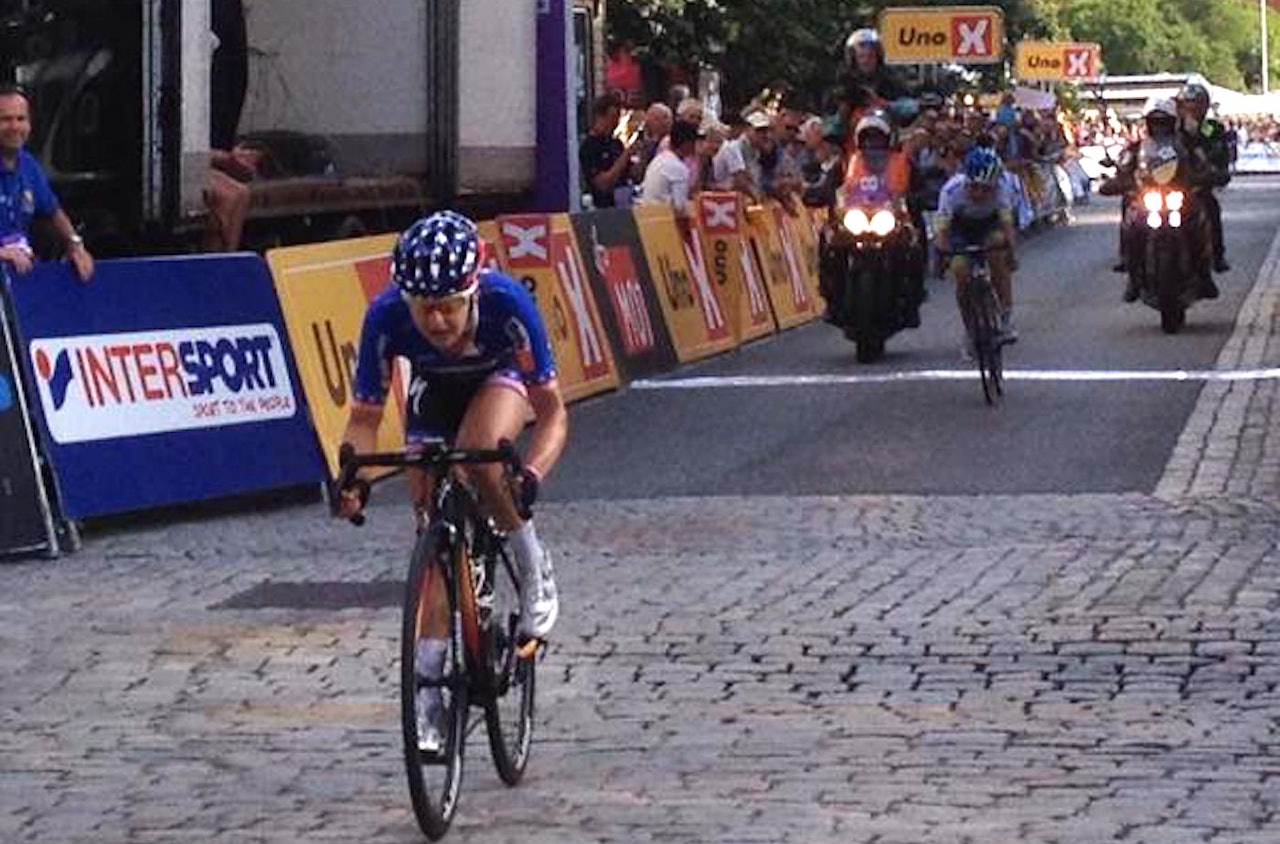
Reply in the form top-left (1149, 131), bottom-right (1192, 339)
top-left (509, 521), bottom-right (543, 579)
top-left (415, 637), bottom-right (447, 681)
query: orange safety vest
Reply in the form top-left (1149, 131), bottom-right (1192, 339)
top-left (842, 150), bottom-right (911, 200)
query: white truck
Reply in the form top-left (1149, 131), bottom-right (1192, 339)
top-left (3, 0), bottom-right (600, 253)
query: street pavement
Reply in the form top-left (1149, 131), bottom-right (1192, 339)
top-left (4, 181), bottom-right (1280, 843)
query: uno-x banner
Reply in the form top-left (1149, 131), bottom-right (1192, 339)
top-left (7, 257), bottom-right (324, 519)
top-left (266, 234), bottom-right (409, 480)
top-left (494, 213), bottom-right (620, 402)
top-left (0, 281), bottom-right (56, 553)
top-left (569, 208), bottom-right (678, 382)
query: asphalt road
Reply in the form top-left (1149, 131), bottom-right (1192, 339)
top-left (539, 177), bottom-right (1280, 499)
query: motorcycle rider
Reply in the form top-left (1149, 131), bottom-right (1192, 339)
top-left (1176, 80), bottom-right (1232, 275)
top-left (834, 29), bottom-right (909, 153)
top-left (1101, 97), bottom-right (1215, 302)
top-left (935, 147), bottom-right (1019, 343)
top-left (840, 111), bottom-right (923, 327)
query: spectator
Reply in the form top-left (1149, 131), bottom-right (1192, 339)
top-left (694, 120), bottom-right (728, 194)
top-left (801, 117), bottom-right (846, 208)
top-left (733, 110), bottom-right (776, 201)
top-left (630, 102), bottom-right (674, 184)
top-left (579, 93), bottom-right (636, 209)
top-left (0, 85), bottom-right (93, 281)
top-left (795, 116), bottom-right (827, 188)
top-left (638, 121), bottom-right (699, 217)
top-left (763, 112), bottom-right (805, 212)
top-left (204, 141), bottom-right (265, 251)
top-left (675, 97), bottom-right (704, 129)
top-left (709, 114), bottom-right (755, 197)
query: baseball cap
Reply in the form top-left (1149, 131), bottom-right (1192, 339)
top-left (745, 111), bottom-right (772, 129)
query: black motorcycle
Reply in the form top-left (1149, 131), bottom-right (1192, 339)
top-left (1118, 140), bottom-right (1213, 334)
top-left (818, 195), bottom-right (923, 363)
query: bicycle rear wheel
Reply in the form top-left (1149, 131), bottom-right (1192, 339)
top-left (484, 548), bottom-right (537, 785)
top-left (401, 529), bottom-right (467, 841)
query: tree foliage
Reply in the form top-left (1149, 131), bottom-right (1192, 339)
top-left (607, 0), bottom-right (1280, 106)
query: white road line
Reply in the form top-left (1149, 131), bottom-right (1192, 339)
top-left (633, 369), bottom-right (1280, 390)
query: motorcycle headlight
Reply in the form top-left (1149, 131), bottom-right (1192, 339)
top-left (1143, 191), bottom-right (1163, 213)
top-left (843, 209), bottom-right (871, 235)
top-left (1169, 211), bottom-right (1182, 228)
top-left (1147, 211), bottom-right (1163, 229)
top-left (1166, 191), bottom-right (1185, 212)
top-left (869, 210), bottom-right (897, 237)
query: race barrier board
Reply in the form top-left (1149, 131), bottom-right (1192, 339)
top-left (0, 281), bottom-right (58, 555)
top-left (777, 203), bottom-right (825, 309)
top-left (1235, 142), bottom-right (1280, 175)
top-left (631, 203), bottom-right (737, 363)
top-left (569, 208), bottom-right (679, 382)
top-left (494, 213), bottom-right (621, 402)
top-left (266, 234), bottom-right (409, 480)
top-left (695, 192), bottom-right (775, 343)
top-left (745, 203), bottom-right (818, 329)
top-left (7, 257), bottom-right (324, 519)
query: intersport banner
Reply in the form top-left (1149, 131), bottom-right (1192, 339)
top-left (8, 257), bottom-right (324, 518)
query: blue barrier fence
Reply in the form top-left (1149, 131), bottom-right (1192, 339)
top-left (6, 255), bottom-right (325, 519)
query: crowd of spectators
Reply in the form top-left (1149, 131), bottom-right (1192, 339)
top-left (582, 82), bottom-right (1106, 227)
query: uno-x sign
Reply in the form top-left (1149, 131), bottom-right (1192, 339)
top-left (880, 6), bottom-right (1004, 66)
top-left (953, 16), bottom-right (992, 57)
top-left (700, 195), bottom-right (739, 233)
top-left (501, 217), bottom-right (550, 268)
top-left (1014, 41), bottom-right (1101, 81)
top-left (1065, 48), bottom-right (1095, 78)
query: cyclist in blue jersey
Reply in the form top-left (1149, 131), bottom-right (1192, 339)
top-left (935, 147), bottom-right (1020, 343)
top-left (337, 211), bottom-right (567, 752)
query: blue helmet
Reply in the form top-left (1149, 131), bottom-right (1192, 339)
top-left (392, 211), bottom-right (482, 298)
top-left (963, 146), bottom-right (1002, 186)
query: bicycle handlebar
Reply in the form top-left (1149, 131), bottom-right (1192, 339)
top-left (332, 440), bottom-right (527, 526)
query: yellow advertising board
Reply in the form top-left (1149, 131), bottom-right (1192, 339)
top-left (492, 213), bottom-right (621, 402)
top-left (631, 203), bottom-right (738, 362)
top-left (778, 204), bottom-right (824, 309)
top-left (266, 234), bottom-right (405, 479)
top-left (879, 6), bottom-right (1004, 66)
top-left (1014, 41), bottom-right (1102, 82)
top-left (745, 203), bottom-right (817, 330)
top-left (694, 192), bottom-right (775, 343)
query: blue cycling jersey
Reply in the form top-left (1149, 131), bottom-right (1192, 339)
top-left (353, 270), bottom-right (557, 406)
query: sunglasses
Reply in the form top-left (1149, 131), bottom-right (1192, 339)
top-left (405, 286), bottom-right (476, 317)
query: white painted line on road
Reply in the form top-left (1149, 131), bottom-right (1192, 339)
top-left (633, 369), bottom-right (1280, 390)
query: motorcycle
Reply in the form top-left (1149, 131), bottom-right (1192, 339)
top-left (1120, 139), bottom-right (1213, 334)
top-left (818, 176), bottom-right (923, 363)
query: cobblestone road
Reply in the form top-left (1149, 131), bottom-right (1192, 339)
top-left (5, 228), bottom-right (1280, 842)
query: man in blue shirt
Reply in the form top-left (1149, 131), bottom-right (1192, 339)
top-left (0, 85), bottom-right (94, 281)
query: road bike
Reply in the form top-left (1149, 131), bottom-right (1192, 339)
top-left (336, 442), bottom-right (539, 840)
top-left (955, 245), bottom-right (1006, 405)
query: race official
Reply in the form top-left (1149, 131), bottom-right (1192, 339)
top-left (0, 85), bottom-right (94, 281)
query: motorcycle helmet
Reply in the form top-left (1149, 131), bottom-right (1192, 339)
top-left (963, 146), bottom-right (1002, 186)
top-left (392, 211), bottom-right (482, 299)
top-left (1142, 97), bottom-right (1179, 139)
top-left (845, 28), bottom-right (884, 65)
top-left (854, 112), bottom-right (893, 150)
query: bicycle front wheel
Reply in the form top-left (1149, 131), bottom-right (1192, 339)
top-left (484, 549), bottom-right (536, 785)
top-left (971, 288), bottom-right (1003, 406)
top-left (401, 529), bottom-right (467, 841)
